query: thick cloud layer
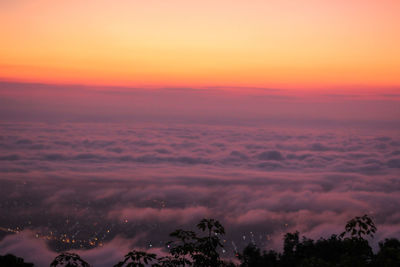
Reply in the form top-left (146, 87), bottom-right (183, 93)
top-left (0, 122), bottom-right (399, 266)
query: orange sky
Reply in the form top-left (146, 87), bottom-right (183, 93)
top-left (1, 0), bottom-right (399, 91)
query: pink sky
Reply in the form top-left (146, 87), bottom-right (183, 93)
top-left (0, 81), bottom-right (399, 127)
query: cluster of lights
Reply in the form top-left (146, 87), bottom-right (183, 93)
top-left (0, 225), bottom-right (112, 248)
top-left (0, 219), bottom-right (288, 254)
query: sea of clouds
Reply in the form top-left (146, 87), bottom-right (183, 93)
top-left (0, 122), bottom-right (399, 266)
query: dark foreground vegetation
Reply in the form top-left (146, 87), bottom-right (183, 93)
top-left (2, 215), bottom-right (400, 266)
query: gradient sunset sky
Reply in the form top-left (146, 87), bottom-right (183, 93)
top-left (2, 2), bottom-right (400, 265)
top-left (1, 0), bottom-right (400, 91)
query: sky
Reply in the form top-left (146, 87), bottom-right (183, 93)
top-left (1, 0), bottom-right (400, 90)
top-left (0, 1), bottom-right (400, 266)
top-left (0, 81), bottom-right (399, 127)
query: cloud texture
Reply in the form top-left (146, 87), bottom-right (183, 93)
top-left (0, 122), bottom-right (399, 266)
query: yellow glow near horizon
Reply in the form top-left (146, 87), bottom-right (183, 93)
top-left (1, 0), bottom-right (399, 90)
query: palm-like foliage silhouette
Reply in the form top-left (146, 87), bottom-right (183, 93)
top-left (50, 252), bottom-right (90, 267)
top-left (340, 214), bottom-right (377, 239)
top-left (113, 250), bottom-right (157, 267)
top-left (167, 218), bottom-right (226, 267)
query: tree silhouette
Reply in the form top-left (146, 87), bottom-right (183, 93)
top-left (340, 214), bottom-right (377, 240)
top-left (237, 244), bottom-right (278, 267)
top-left (372, 238), bottom-right (400, 267)
top-left (0, 254), bottom-right (34, 267)
top-left (237, 215), bottom-right (380, 267)
top-left (50, 252), bottom-right (90, 267)
top-left (114, 250), bottom-right (157, 267)
top-left (167, 218), bottom-right (226, 267)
